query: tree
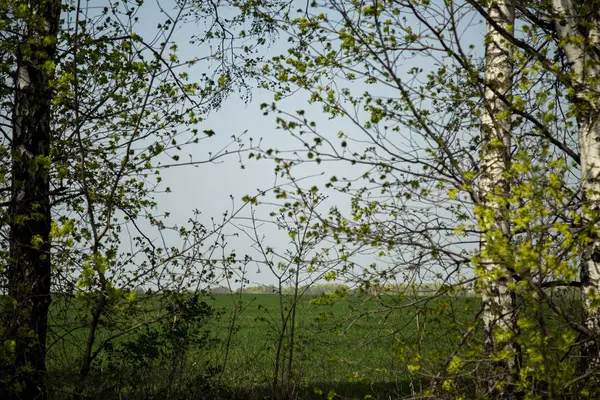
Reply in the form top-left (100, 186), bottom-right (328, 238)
top-left (252, 0), bottom-right (600, 396)
top-left (235, 189), bottom-right (362, 397)
top-left (0, 0), bottom-right (276, 397)
top-left (472, 0), bottom-right (600, 380)
top-left (1, 1), bottom-right (61, 398)
top-left (478, 0), bottom-right (520, 396)
top-left (548, 0), bottom-right (600, 373)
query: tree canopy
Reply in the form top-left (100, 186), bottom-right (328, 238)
top-left (2, 0), bottom-right (600, 398)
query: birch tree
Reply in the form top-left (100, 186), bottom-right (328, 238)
top-left (255, 0), bottom-right (592, 396)
top-left (1, 1), bottom-right (60, 398)
top-left (472, 0), bottom-right (600, 379)
top-left (0, 0), bottom-right (276, 397)
top-left (479, 0), bottom-right (520, 394)
top-left (549, 0), bottom-right (600, 373)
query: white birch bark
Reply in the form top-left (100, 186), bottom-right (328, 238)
top-left (551, 0), bottom-right (600, 373)
top-left (479, 0), bottom-right (519, 394)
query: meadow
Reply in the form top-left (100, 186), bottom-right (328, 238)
top-left (201, 293), bottom-right (480, 399)
top-left (44, 291), bottom-right (483, 399)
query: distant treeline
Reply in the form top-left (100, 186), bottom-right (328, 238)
top-left (206, 283), bottom-right (477, 296)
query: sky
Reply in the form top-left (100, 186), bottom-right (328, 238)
top-left (101, 0), bottom-right (487, 289)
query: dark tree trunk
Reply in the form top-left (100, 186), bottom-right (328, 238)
top-left (0, 1), bottom-right (60, 398)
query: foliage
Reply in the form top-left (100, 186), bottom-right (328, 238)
top-left (3, 0), bottom-right (600, 398)
top-left (247, 0), bottom-right (600, 397)
top-left (0, 0), bottom-right (277, 397)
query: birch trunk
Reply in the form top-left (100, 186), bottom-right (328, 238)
top-left (479, 0), bottom-right (519, 396)
top-left (550, 0), bottom-right (600, 374)
top-left (0, 1), bottom-right (60, 398)
top-left (579, 115), bottom-right (600, 373)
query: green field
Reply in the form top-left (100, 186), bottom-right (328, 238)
top-left (45, 292), bottom-right (482, 399)
top-left (201, 293), bottom-right (479, 399)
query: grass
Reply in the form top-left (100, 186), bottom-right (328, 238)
top-left (192, 292), bottom-right (478, 399)
top-left (44, 291), bottom-right (482, 399)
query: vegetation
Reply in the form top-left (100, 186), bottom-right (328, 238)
top-left (44, 291), bottom-right (481, 399)
top-left (2, 0), bottom-right (600, 398)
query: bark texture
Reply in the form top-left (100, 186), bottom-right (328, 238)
top-left (551, 0), bottom-right (600, 375)
top-left (0, 1), bottom-right (60, 398)
top-left (479, 0), bottom-right (520, 396)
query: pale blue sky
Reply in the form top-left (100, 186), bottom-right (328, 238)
top-left (119, 0), bottom-right (486, 288)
